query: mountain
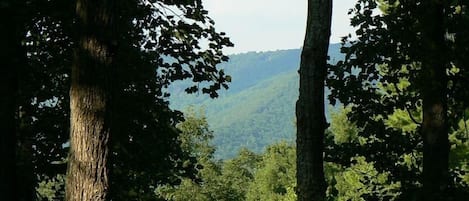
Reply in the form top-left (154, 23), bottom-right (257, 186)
top-left (169, 44), bottom-right (343, 158)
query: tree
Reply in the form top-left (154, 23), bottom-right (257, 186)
top-left (418, 1), bottom-right (449, 200)
top-left (157, 108), bottom-right (226, 201)
top-left (247, 142), bottom-right (297, 201)
top-left (333, 156), bottom-right (401, 201)
top-left (328, 0), bottom-right (469, 200)
top-left (222, 148), bottom-right (261, 201)
top-left (326, 107), bottom-right (404, 200)
top-left (5, 0), bottom-right (232, 199)
top-left (296, 0), bottom-right (332, 200)
top-left (65, 0), bottom-right (116, 200)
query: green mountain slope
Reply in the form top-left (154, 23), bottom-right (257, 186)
top-left (203, 71), bottom-right (298, 158)
top-left (168, 48), bottom-right (304, 108)
top-left (169, 44), bottom-right (342, 158)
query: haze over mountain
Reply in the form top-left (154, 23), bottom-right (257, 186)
top-left (169, 43), bottom-right (342, 158)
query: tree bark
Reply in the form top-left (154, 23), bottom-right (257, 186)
top-left (0, 1), bottom-right (19, 199)
top-left (296, 0), bottom-right (332, 200)
top-left (419, 1), bottom-right (449, 201)
top-left (65, 0), bottom-right (116, 200)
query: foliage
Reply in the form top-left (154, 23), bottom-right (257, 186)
top-left (157, 109), bottom-right (246, 201)
top-left (178, 107), bottom-right (216, 160)
top-left (448, 116), bottom-right (469, 191)
top-left (325, 107), bottom-right (408, 201)
top-left (221, 148), bottom-right (262, 200)
top-left (246, 142), bottom-right (296, 201)
top-left (333, 157), bottom-right (401, 201)
top-left (158, 111), bottom-right (297, 201)
top-left (36, 174), bottom-right (65, 201)
top-left (329, 106), bottom-right (361, 145)
top-left (159, 107), bottom-right (416, 201)
top-left (327, 95), bottom-right (469, 200)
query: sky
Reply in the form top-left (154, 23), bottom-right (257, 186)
top-left (203, 0), bottom-right (357, 54)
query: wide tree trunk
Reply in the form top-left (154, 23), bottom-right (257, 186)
top-left (296, 0), bottom-right (332, 200)
top-left (0, 1), bottom-right (20, 199)
top-left (65, 0), bottom-right (116, 200)
top-left (419, 1), bottom-right (449, 201)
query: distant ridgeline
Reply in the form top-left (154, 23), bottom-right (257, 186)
top-left (169, 43), bottom-right (343, 159)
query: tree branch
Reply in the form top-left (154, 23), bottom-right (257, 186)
top-left (392, 82), bottom-right (422, 126)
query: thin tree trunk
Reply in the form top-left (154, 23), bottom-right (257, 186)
top-left (296, 0), bottom-right (332, 200)
top-left (65, 0), bottom-right (116, 200)
top-left (419, 1), bottom-right (449, 201)
top-left (0, 1), bottom-right (19, 199)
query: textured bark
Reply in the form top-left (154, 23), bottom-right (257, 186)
top-left (65, 0), bottom-right (116, 200)
top-left (419, 1), bottom-right (449, 201)
top-left (296, 0), bottom-right (332, 200)
top-left (0, 1), bottom-right (19, 199)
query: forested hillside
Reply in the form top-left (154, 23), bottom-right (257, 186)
top-left (170, 44), bottom-right (342, 158)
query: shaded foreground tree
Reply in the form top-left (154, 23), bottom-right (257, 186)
top-left (62, 0), bottom-right (233, 200)
top-left (418, 1), bottom-right (449, 200)
top-left (65, 0), bottom-right (116, 200)
top-left (1, 0), bottom-right (231, 199)
top-left (296, 0), bottom-right (332, 200)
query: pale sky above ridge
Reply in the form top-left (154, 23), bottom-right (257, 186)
top-left (203, 0), bottom-right (357, 54)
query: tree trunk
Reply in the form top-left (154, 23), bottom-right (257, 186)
top-left (0, 1), bottom-right (19, 199)
top-left (296, 0), bottom-right (332, 200)
top-left (65, 0), bottom-right (116, 200)
top-left (419, 1), bottom-right (449, 201)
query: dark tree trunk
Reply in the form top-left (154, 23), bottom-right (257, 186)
top-left (65, 0), bottom-right (116, 200)
top-left (0, 3), bottom-right (18, 200)
top-left (0, 0), bottom-right (28, 200)
top-left (419, 1), bottom-right (449, 201)
top-left (296, 0), bottom-right (332, 200)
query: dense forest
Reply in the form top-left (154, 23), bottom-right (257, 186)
top-left (1, 0), bottom-right (469, 201)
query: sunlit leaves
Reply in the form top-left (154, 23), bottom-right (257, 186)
top-left (334, 157), bottom-right (401, 201)
top-left (384, 109), bottom-right (420, 133)
top-left (329, 106), bottom-right (361, 145)
top-left (246, 142), bottom-right (296, 201)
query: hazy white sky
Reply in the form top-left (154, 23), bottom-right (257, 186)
top-left (203, 0), bottom-right (357, 54)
